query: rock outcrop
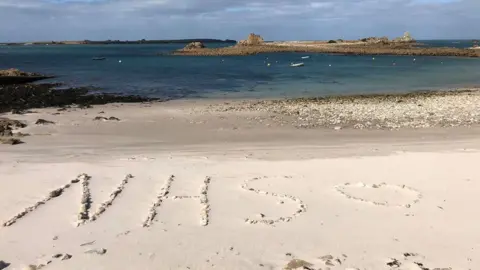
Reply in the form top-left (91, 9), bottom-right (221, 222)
top-left (360, 36), bottom-right (390, 44)
top-left (0, 83), bottom-right (156, 114)
top-left (393, 31), bottom-right (415, 43)
top-left (0, 118), bottom-right (26, 145)
top-left (183, 42), bottom-right (205, 50)
top-left (237, 33), bottom-right (264, 46)
top-left (0, 68), bottom-right (36, 77)
top-left (359, 32), bottom-right (415, 44)
top-left (0, 69), bottom-right (53, 85)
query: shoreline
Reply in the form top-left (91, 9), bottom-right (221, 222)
top-left (172, 43), bottom-right (480, 57)
top-left (1, 87), bottom-right (480, 270)
top-left (2, 86), bottom-right (480, 149)
top-left (1, 39), bottom-right (236, 46)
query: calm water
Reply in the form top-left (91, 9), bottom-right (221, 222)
top-left (1, 40), bottom-right (479, 99)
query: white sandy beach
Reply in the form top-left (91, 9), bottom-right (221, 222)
top-left (1, 100), bottom-right (480, 270)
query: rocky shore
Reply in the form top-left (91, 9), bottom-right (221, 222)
top-left (0, 69), bottom-right (54, 85)
top-left (173, 33), bottom-right (479, 57)
top-left (0, 83), bottom-right (157, 114)
top-left (173, 44), bottom-right (480, 57)
top-left (0, 83), bottom-right (158, 145)
top-left (204, 89), bottom-right (480, 130)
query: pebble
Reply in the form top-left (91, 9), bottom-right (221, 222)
top-left (205, 90), bottom-right (480, 130)
top-left (61, 254), bottom-right (72, 261)
top-left (35, 119), bottom-right (55, 125)
top-left (85, 248), bottom-right (107, 255)
top-left (94, 116), bottom-right (120, 121)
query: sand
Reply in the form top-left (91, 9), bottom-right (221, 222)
top-left (1, 100), bottom-right (480, 270)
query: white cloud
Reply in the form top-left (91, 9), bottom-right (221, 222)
top-left (0, 0), bottom-right (478, 41)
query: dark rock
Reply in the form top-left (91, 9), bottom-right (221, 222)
top-left (0, 260), bottom-right (10, 270)
top-left (0, 137), bottom-right (23, 145)
top-left (0, 83), bottom-right (158, 114)
top-left (183, 42), bottom-right (206, 50)
top-left (328, 40), bottom-right (337, 43)
top-left (49, 188), bottom-right (63, 198)
top-left (414, 262), bottom-right (430, 270)
top-left (52, 254), bottom-right (63, 259)
top-left (386, 258), bottom-right (401, 267)
top-left (94, 116), bottom-right (107, 121)
top-left (35, 119), bottom-right (55, 125)
top-left (78, 104), bottom-right (93, 109)
top-left (403, 252), bottom-right (417, 257)
top-left (94, 116), bottom-right (120, 121)
top-left (0, 118), bottom-right (27, 130)
top-left (61, 254), bottom-right (72, 261)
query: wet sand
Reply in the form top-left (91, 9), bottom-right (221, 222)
top-left (1, 98), bottom-right (480, 270)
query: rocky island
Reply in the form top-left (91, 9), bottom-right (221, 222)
top-left (0, 69), bottom-right (54, 85)
top-left (173, 33), bottom-right (480, 57)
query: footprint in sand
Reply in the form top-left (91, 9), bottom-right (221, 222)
top-left (335, 182), bottom-right (423, 208)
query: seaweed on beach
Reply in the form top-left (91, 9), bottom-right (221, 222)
top-left (0, 83), bottom-right (159, 113)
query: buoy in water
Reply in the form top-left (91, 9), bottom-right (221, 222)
top-left (267, 63), bottom-right (271, 66)
top-left (329, 64), bottom-right (332, 67)
top-left (372, 57), bottom-right (375, 60)
top-left (119, 60), bottom-right (122, 63)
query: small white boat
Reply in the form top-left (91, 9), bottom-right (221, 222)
top-left (290, 62), bottom-right (304, 67)
top-left (301, 56), bottom-right (310, 59)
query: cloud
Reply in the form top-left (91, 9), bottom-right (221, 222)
top-left (0, 0), bottom-right (478, 41)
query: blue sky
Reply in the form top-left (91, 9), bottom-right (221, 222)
top-left (0, 0), bottom-right (478, 42)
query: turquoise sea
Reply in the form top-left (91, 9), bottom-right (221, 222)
top-left (1, 40), bottom-right (479, 99)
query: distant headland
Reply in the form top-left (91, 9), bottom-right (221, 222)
top-left (0, 39), bottom-right (237, 46)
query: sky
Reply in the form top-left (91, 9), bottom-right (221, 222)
top-left (0, 0), bottom-right (478, 42)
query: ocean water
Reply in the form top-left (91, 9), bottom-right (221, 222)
top-left (1, 41), bottom-right (480, 99)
